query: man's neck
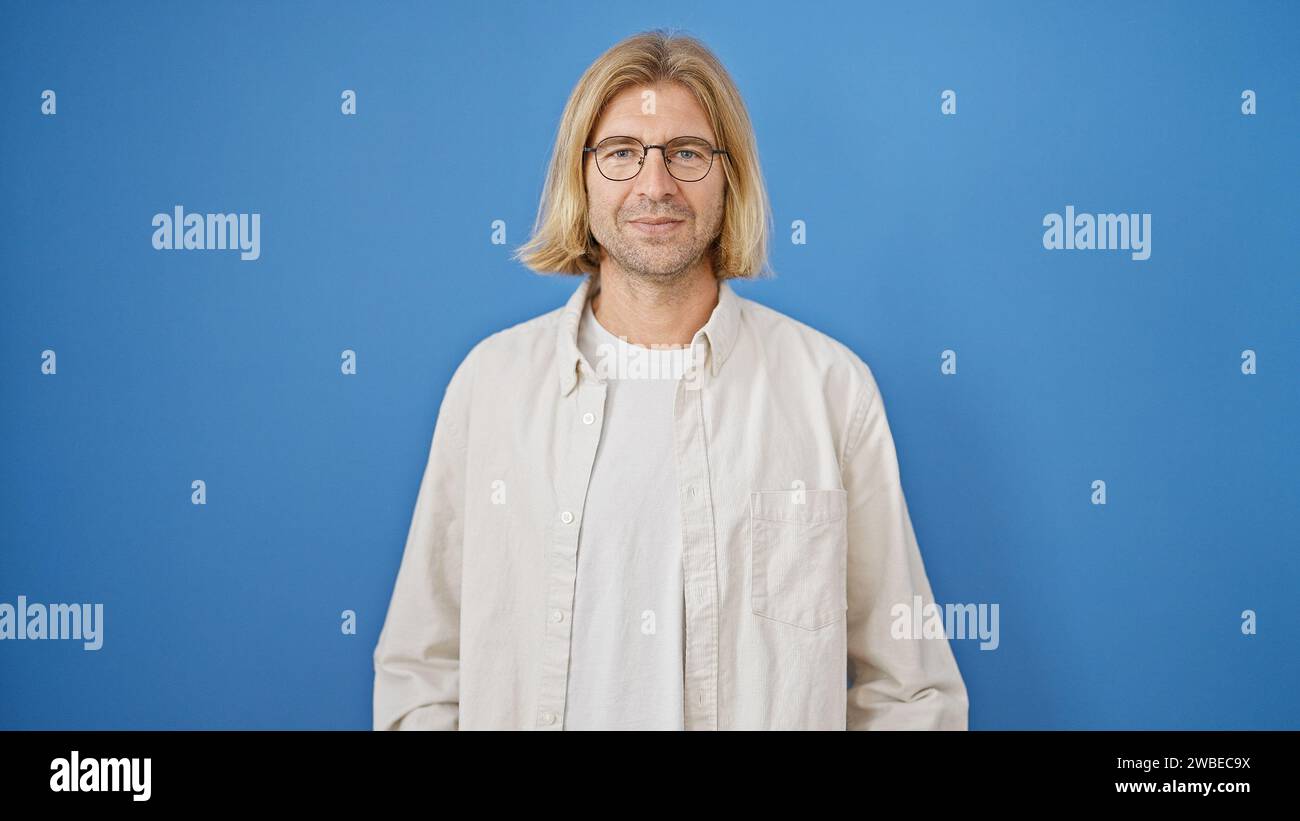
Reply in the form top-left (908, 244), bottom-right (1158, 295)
top-left (591, 266), bottom-right (719, 349)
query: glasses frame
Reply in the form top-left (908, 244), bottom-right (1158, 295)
top-left (582, 135), bottom-right (728, 182)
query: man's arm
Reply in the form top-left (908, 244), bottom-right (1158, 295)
top-left (841, 360), bottom-right (969, 730)
top-left (372, 348), bottom-right (476, 731)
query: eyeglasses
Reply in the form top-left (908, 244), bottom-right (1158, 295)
top-left (583, 135), bottom-right (728, 182)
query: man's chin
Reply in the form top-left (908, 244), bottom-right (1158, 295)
top-left (603, 249), bottom-right (675, 275)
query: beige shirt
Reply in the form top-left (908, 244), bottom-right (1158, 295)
top-left (373, 274), bottom-right (969, 730)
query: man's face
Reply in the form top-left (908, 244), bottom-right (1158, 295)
top-left (584, 82), bottom-right (727, 281)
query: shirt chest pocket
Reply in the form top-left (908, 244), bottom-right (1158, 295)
top-left (749, 488), bottom-right (849, 631)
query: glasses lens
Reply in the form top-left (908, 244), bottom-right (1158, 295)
top-left (594, 137), bottom-right (644, 180)
top-left (664, 137), bottom-right (713, 181)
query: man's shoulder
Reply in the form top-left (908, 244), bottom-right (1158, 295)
top-left (735, 289), bottom-right (878, 388)
top-left (735, 289), bottom-right (887, 454)
top-left (466, 302), bottom-right (566, 365)
top-left (439, 294), bottom-right (570, 400)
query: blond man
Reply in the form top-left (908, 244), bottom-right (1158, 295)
top-left (373, 29), bottom-right (968, 731)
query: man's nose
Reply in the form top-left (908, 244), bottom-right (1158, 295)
top-left (632, 147), bottom-right (680, 197)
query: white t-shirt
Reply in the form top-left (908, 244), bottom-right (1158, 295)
top-left (563, 297), bottom-right (693, 730)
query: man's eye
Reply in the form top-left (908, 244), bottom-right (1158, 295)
top-left (675, 150), bottom-right (698, 161)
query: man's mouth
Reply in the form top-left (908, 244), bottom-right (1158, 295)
top-left (628, 218), bottom-right (685, 236)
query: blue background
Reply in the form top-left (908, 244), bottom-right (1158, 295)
top-left (1, 0), bottom-right (1296, 729)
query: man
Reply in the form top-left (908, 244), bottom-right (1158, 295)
top-left (373, 29), bottom-right (969, 730)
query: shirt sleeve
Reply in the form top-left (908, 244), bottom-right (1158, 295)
top-left (372, 347), bottom-right (477, 731)
top-left (840, 359), bottom-right (969, 730)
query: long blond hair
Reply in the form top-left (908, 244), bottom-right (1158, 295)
top-left (513, 28), bottom-right (774, 280)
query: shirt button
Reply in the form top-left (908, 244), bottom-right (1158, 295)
top-left (560, 510), bottom-right (574, 524)
top-left (540, 711), bottom-right (556, 725)
top-left (582, 411), bottom-right (595, 425)
top-left (551, 609), bottom-right (564, 623)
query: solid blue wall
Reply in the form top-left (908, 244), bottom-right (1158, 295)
top-left (1, 0), bottom-right (1296, 729)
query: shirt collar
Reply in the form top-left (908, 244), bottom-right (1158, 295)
top-left (556, 274), bottom-right (741, 396)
